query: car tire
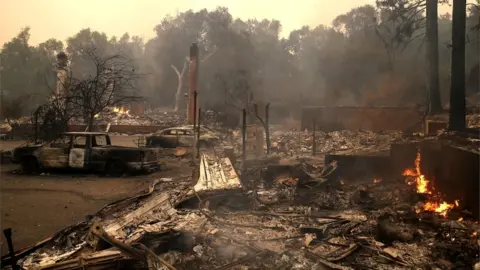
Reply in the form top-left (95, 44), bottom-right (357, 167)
top-left (21, 156), bottom-right (39, 174)
top-left (105, 160), bottom-right (125, 177)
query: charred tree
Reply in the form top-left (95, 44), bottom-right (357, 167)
top-left (449, 0), bottom-right (467, 131)
top-left (426, 0), bottom-right (442, 115)
top-left (68, 48), bottom-right (143, 131)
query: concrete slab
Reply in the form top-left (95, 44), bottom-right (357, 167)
top-left (324, 153), bottom-right (391, 180)
top-left (438, 145), bottom-right (479, 218)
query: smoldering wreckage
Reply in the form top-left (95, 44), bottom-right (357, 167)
top-left (1, 108), bottom-right (480, 270)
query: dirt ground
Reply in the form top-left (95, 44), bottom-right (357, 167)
top-left (0, 136), bottom-right (185, 255)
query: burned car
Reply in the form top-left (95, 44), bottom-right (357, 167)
top-left (145, 125), bottom-right (219, 148)
top-left (11, 132), bottom-right (160, 176)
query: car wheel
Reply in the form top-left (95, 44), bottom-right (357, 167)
top-left (21, 157), bottom-right (39, 174)
top-left (105, 160), bottom-right (125, 177)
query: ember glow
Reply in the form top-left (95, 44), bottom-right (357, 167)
top-left (403, 151), bottom-right (458, 217)
top-left (112, 106), bottom-right (129, 114)
top-left (373, 178), bottom-right (382, 184)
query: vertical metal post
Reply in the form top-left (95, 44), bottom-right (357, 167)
top-left (3, 228), bottom-right (19, 270)
top-left (188, 43), bottom-right (199, 124)
top-left (242, 109), bottom-right (247, 169)
top-left (34, 111), bottom-right (38, 144)
top-left (312, 119), bottom-right (316, 156)
top-left (197, 108), bottom-right (201, 158)
top-left (265, 103), bottom-right (270, 155)
top-left (192, 91), bottom-right (197, 158)
top-left (193, 91), bottom-right (197, 131)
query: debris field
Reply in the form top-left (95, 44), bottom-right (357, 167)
top-left (5, 127), bottom-right (479, 270)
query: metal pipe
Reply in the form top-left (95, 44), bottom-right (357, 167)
top-left (3, 228), bottom-right (19, 270)
top-left (193, 91), bottom-right (198, 132)
top-left (312, 120), bottom-right (316, 156)
top-left (197, 108), bottom-right (201, 158)
top-left (34, 111), bottom-right (38, 144)
top-left (265, 103), bottom-right (270, 155)
top-left (242, 109), bottom-right (247, 169)
top-left (188, 43), bottom-right (199, 125)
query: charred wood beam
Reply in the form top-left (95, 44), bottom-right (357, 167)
top-left (214, 250), bottom-right (269, 270)
top-left (90, 222), bottom-right (177, 270)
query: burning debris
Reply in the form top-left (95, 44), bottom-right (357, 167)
top-left (6, 143), bottom-right (478, 270)
top-left (403, 151), bottom-right (459, 217)
top-left (1, 121), bottom-right (479, 269)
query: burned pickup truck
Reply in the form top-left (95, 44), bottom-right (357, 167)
top-left (11, 132), bottom-right (160, 176)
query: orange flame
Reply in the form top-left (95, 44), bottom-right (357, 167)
top-left (373, 178), bottom-right (382, 184)
top-left (403, 151), bottom-right (458, 217)
top-left (423, 201), bottom-right (454, 217)
top-left (402, 152), bottom-right (430, 194)
top-left (112, 106), bottom-right (129, 114)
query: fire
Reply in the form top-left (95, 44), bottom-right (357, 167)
top-left (112, 106), bottom-right (129, 114)
top-left (373, 178), bottom-right (382, 184)
top-left (402, 152), bottom-right (430, 194)
top-left (423, 201), bottom-right (454, 217)
top-left (403, 151), bottom-right (458, 217)
top-left (340, 179), bottom-right (345, 185)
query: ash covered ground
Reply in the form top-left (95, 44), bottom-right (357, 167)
top-left (2, 123), bottom-right (478, 270)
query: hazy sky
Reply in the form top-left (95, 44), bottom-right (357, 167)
top-left (1, 0), bottom-right (458, 46)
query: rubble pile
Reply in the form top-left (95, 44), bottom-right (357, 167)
top-left (467, 114), bottom-right (480, 128)
top-left (2, 108), bottom-right (187, 127)
top-left (90, 107), bottom-right (186, 126)
top-left (427, 113), bottom-right (480, 129)
top-left (146, 109), bottom-right (186, 126)
top-left (92, 111), bottom-right (157, 126)
top-left (11, 154), bottom-right (479, 270)
top-left (233, 129), bottom-right (404, 157)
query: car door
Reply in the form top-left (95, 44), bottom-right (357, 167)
top-left (38, 134), bottom-right (72, 168)
top-left (181, 129), bottom-right (195, 146)
top-left (162, 129), bottom-right (181, 146)
top-left (69, 135), bottom-right (89, 169)
top-left (89, 135), bottom-right (110, 171)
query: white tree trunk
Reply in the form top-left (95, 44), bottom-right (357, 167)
top-left (171, 60), bottom-right (187, 112)
top-left (171, 47), bottom-right (217, 112)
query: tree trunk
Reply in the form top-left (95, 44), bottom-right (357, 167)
top-left (172, 61), bottom-right (187, 112)
top-left (88, 114), bottom-right (95, 132)
top-left (426, 0), bottom-right (443, 115)
top-left (174, 75), bottom-right (184, 112)
top-left (449, 0), bottom-right (467, 131)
